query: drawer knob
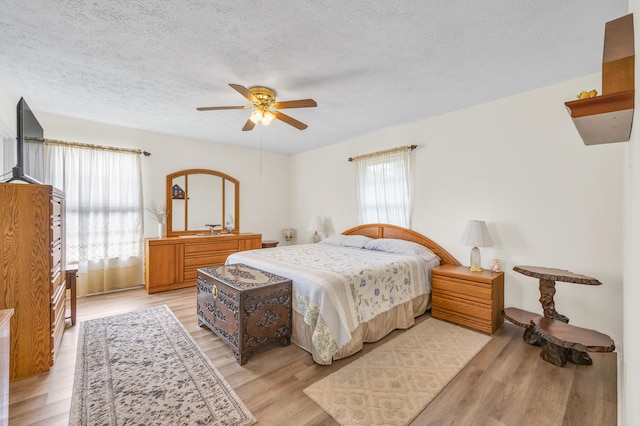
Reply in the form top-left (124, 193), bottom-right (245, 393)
top-left (212, 284), bottom-right (218, 299)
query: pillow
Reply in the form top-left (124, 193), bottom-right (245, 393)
top-left (364, 238), bottom-right (439, 262)
top-left (319, 234), bottom-right (373, 248)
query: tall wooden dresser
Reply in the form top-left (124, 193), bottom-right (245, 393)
top-left (0, 183), bottom-right (66, 380)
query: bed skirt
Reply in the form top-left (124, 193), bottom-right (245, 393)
top-left (291, 294), bottom-right (430, 365)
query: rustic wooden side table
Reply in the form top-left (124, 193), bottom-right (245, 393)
top-left (504, 265), bottom-right (615, 367)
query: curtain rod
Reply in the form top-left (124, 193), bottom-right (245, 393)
top-left (348, 144), bottom-right (417, 162)
top-left (42, 138), bottom-right (151, 156)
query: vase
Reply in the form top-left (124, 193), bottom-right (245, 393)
top-left (158, 222), bottom-right (167, 238)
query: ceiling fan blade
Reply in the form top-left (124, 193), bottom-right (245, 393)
top-left (242, 118), bottom-right (256, 131)
top-left (196, 106), bottom-right (250, 111)
top-left (274, 111), bottom-right (308, 130)
top-left (229, 84), bottom-right (258, 104)
top-left (273, 99), bottom-right (317, 109)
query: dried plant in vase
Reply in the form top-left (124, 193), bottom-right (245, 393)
top-left (146, 200), bottom-right (167, 238)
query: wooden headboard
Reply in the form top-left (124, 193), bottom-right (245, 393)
top-left (342, 223), bottom-right (461, 266)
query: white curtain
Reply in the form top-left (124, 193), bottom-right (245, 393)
top-left (1, 135), bottom-right (14, 180)
top-left (355, 146), bottom-right (413, 228)
top-left (45, 143), bottom-right (144, 296)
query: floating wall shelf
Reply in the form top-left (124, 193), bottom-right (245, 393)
top-left (565, 13), bottom-right (634, 146)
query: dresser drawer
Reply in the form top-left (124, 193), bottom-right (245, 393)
top-left (51, 282), bottom-right (66, 326)
top-left (51, 224), bottom-right (62, 247)
top-left (51, 246), bottom-right (62, 270)
top-left (185, 241), bottom-right (239, 254)
top-left (50, 280), bottom-right (66, 363)
top-left (184, 252), bottom-right (234, 269)
top-left (51, 197), bottom-right (63, 219)
top-left (51, 304), bottom-right (66, 363)
top-left (50, 247), bottom-right (63, 294)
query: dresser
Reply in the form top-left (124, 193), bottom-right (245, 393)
top-left (431, 264), bottom-right (504, 334)
top-left (145, 233), bottom-right (262, 293)
top-left (0, 183), bottom-right (67, 380)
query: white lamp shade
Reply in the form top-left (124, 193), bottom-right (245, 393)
top-left (460, 220), bottom-right (493, 247)
top-left (307, 216), bottom-right (324, 234)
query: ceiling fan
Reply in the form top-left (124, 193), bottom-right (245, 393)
top-left (197, 84), bottom-right (317, 131)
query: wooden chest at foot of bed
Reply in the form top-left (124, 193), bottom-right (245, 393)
top-left (197, 263), bottom-right (292, 365)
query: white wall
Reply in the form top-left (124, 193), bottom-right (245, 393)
top-left (622, 89), bottom-right (638, 426)
top-left (0, 90), bottom-right (14, 136)
top-left (292, 73), bottom-right (624, 347)
top-left (623, 2), bottom-right (638, 425)
top-left (31, 112), bottom-right (292, 242)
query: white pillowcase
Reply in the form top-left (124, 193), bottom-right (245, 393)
top-left (364, 238), bottom-right (439, 262)
top-left (319, 234), bottom-right (373, 248)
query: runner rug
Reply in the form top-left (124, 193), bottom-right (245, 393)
top-left (69, 305), bottom-right (255, 426)
top-left (303, 318), bottom-right (491, 426)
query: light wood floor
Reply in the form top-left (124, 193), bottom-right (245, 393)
top-left (8, 287), bottom-right (617, 425)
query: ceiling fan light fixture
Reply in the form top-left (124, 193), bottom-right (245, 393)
top-left (249, 109), bottom-right (263, 124)
top-left (262, 110), bottom-right (276, 125)
top-left (197, 84), bottom-right (316, 131)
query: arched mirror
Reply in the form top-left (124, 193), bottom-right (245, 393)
top-left (166, 169), bottom-right (239, 236)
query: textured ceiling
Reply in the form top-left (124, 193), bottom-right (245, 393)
top-left (0, 1), bottom-right (629, 155)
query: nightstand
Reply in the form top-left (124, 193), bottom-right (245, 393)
top-left (431, 264), bottom-right (504, 334)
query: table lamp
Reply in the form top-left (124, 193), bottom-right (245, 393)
top-left (307, 216), bottom-right (324, 243)
top-left (460, 220), bottom-right (493, 272)
top-left (283, 228), bottom-right (295, 245)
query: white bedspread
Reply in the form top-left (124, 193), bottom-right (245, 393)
top-left (226, 244), bottom-right (438, 363)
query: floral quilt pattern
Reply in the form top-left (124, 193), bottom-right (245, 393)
top-left (227, 244), bottom-right (435, 363)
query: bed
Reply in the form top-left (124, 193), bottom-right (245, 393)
top-left (226, 223), bottom-right (460, 365)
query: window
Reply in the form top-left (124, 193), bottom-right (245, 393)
top-left (45, 142), bottom-right (144, 295)
top-left (355, 146), bottom-right (413, 228)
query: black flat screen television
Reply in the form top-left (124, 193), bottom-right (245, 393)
top-left (8, 97), bottom-right (44, 183)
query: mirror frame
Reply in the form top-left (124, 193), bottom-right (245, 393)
top-left (165, 169), bottom-right (240, 236)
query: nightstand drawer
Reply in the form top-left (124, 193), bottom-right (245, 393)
top-left (432, 276), bottom-right (493, 303)
top-left (432, 309), bottom-right (494, 334)
top-left (431, 293), bottom-right (492, 320)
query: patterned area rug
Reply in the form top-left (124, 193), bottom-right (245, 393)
top-left (303, 318), bottom-right (491, 426)
top-left (69, 305), bottom-right (256, 426)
